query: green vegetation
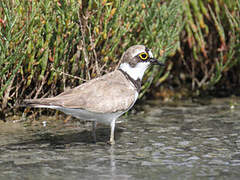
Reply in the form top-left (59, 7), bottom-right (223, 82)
top-left (177, 0), bottom-right (240, 94)
top-left (0, 0), bottom-right (240, 116)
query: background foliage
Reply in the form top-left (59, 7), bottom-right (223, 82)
top-left (0, 0), bottom-right (240, 117)
top-left (170, 0), bottom-right (240, 97)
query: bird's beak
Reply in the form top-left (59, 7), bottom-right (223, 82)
top-left (149, 58), bottom-right (165, 66)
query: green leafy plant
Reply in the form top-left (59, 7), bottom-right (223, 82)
top-left (0, 0), bottom-right (182, 115)
top-left (175, 0), bottom-right (240, 93)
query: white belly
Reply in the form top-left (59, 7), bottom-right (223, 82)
top-left (55, 106), bottom-right (124, 125)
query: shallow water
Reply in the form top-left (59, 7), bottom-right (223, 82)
top-left (1, 98), bottom-right (240, 180)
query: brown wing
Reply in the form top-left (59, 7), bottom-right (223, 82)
top-left (24, 70), bottom-right (137, 113)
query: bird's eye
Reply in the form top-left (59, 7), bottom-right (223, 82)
top-left (138, 52), bottom-right (149, 61)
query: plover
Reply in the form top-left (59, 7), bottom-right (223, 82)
top-left (21, 45), bottom-right (164, 144)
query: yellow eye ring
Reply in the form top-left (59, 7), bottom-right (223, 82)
top-left (138, 52), bottom-right (149, 61)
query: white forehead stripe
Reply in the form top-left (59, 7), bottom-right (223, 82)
top-left (131, 48), bottom-right (153, 58)
top-left (131, 49), bottom-right (145, 57)
top-left (148, 50), bottom-right (153, 58)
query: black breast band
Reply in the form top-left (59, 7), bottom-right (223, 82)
top-left (118, 69), bottom-right (141, 92)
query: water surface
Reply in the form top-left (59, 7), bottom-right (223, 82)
top-left (1, 98), bottom-right (240, 180)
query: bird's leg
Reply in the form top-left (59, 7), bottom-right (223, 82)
top-left (92, 121), bottom-right (97, 143)
top-left (109, 119), bottom-right (116, 145)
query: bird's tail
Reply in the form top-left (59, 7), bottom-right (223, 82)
top-left (19, 99), bottom-right (52, 108)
